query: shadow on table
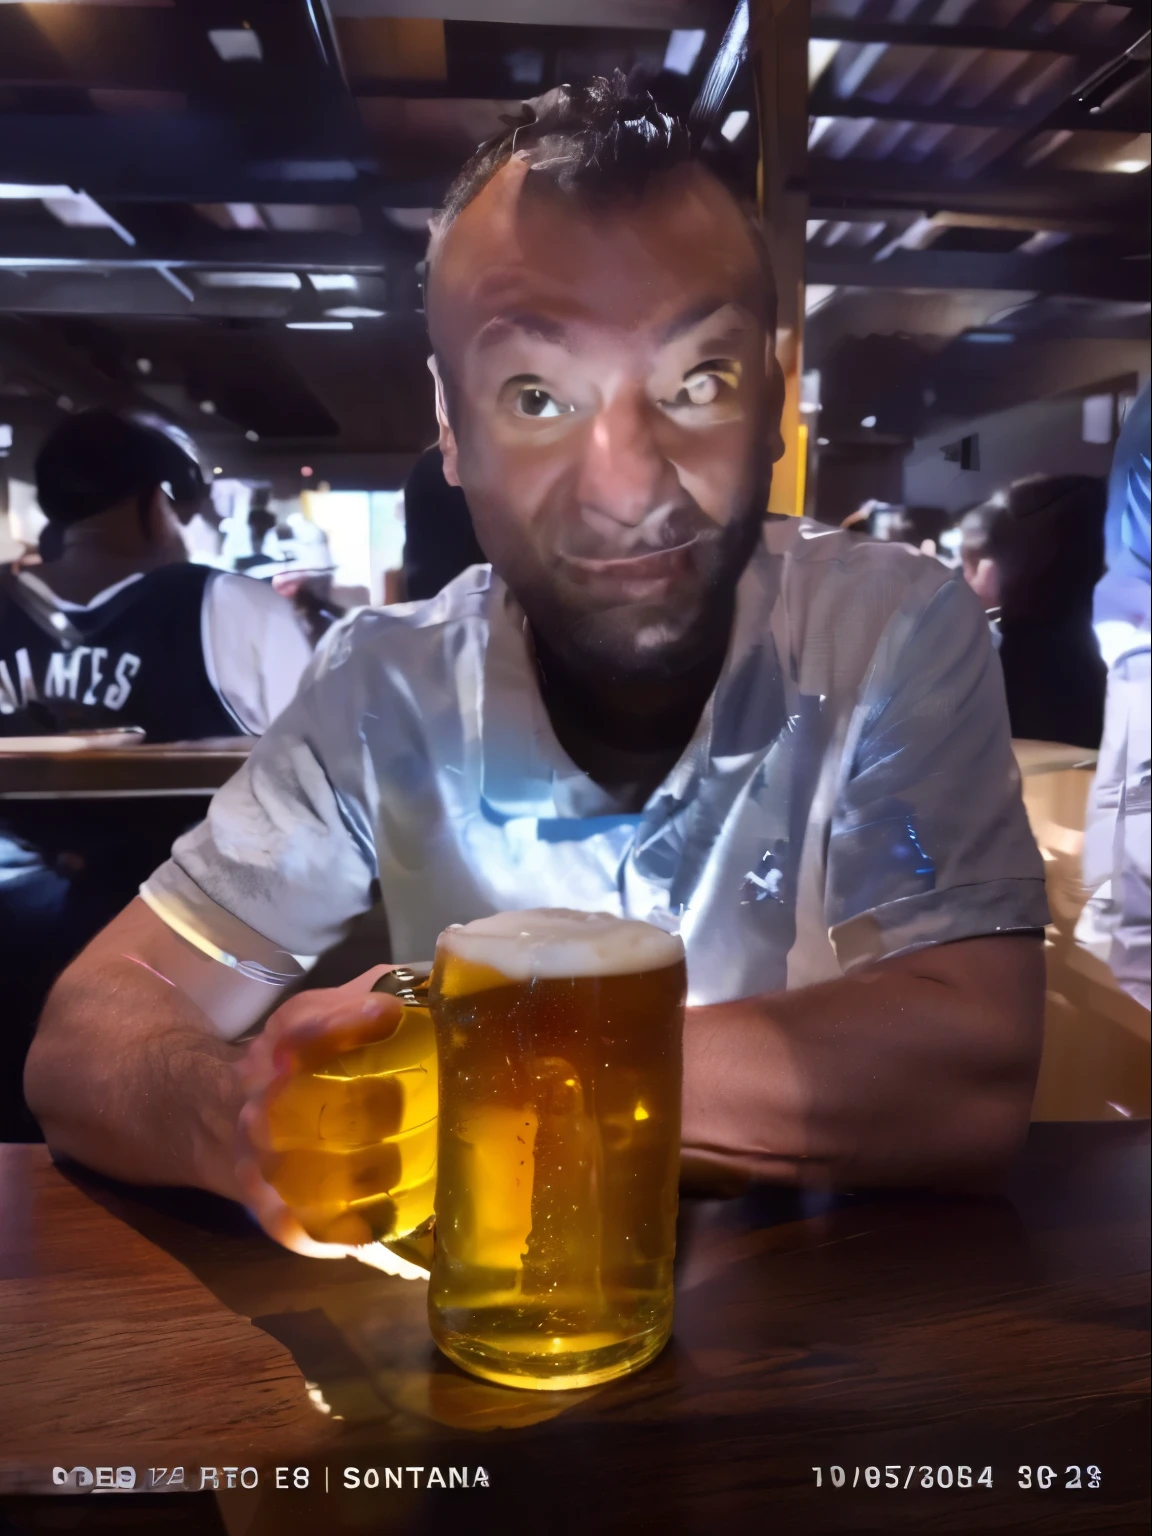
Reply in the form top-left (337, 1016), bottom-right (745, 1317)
top-left (53, 1158), bottom-right (1044, 1436)
top-left (53, 1161), bottom-right (607, 1438)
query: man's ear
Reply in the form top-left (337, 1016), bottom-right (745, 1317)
top-left (764, 336), bottom-right (786, 466)
top-left (428, 356), bottom-right (461, 486)
top-left (144, 485), bottom-right (176, 535)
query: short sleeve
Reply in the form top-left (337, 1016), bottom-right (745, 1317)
top-left (202, 573), bottom-right (314, 735)
top-left (826, 574), bottom-right (1049, 969)
top-left (143, 616), bottom-right (380, 962)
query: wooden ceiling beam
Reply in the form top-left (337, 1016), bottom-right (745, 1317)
top-left (809, 14), bottom-right (1147, 58)
top-left (807, 245), bottom-right (1149, 301)
top-left (807, 81), bottom-right (1149, 136)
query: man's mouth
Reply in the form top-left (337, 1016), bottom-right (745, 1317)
top-left (559, 533), bottom-right (701, 578)
top-left (555, 534), bottom-right (709, 600)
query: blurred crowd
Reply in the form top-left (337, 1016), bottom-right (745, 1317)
top-left (842, 384), bottom-right (1150, 1009)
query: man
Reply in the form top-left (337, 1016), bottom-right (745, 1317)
top-left (1, 410), bottom-right (312, 1136)
top-left (960, 476), bottom-right (1106, 748)
top-left (1, 409), bottom-right (312, 736)
top-left (26, 80), bottom-right (1047, 1244)
top-left (1077, 381), bottom-right (1151, 1007)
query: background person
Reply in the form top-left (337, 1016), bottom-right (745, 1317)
top-left (2, 410), bottom-right (313, 738)
top-left (961, 476), bottom-right (1107, 747)
top-left (26, 79), bottom-right (1046, 1245)
top-left (0, 409), bottom-right (314, 1138)
top-left (401, 443), bottom-right (486, 600)
top-left (1077, 382), bottom-right (1151, 1008)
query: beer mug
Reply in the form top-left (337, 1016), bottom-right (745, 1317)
top-left (427, 909), bottom-right (686, 1390)
top-left (259, 967), bottom-right (438, 1247)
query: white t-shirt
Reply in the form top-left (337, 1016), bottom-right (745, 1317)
top-left (143, 518), bottom-right (1048, 1008)
top-left (15, 567), bottom-right (313, 735)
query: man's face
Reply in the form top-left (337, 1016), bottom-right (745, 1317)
top-left (427, 158), bottom-right (783, 675)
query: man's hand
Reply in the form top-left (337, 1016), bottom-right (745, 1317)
top-left (234, 973), bottom-right (402, 1257)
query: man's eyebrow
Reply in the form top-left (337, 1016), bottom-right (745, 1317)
top-left (659, 300), bottom-right (754, 345)
top-left (473, 312), bottom-right (569, 351)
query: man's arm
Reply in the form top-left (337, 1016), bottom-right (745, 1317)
top-left (26, 899), bottom-right (271, 1196)
top-left (24, 899), bottom-right (396, 1218)
top-left (682, 933), bottom-right (1044, 1190)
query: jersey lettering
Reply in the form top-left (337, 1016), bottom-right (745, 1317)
top-left (104, 652), bottom-right (141, 711)
top-left (0, 658), bottom-right (18, 713)
top-left (2, 647), bottom-right (143, 712)
top-left (45, 647), bottom-right (91, 701)
top-left (15, 648), bottom-right (37, 703)
top-left (82, 647), bottom-right (108, 707)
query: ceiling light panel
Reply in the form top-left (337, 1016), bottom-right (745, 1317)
top-left (663, 30), bottom-right (706, 76)
top-left (208, 28), bottom-right (263, 63)
top-left (196, 272), bottom-right (302, 289)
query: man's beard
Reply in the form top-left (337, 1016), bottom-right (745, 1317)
top-left (523, 495), bottom-right (766, 685)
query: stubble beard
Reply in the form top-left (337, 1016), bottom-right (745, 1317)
top-left (526, 496), bottom-right (767, 686)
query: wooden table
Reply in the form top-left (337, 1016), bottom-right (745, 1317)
top-left (0, 738), bottom-right (252, 800)
top-left (0, 1124), bottom-right (1147, 1534)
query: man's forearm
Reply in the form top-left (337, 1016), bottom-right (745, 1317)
top-left (682, 936), bottom-right (1044, 1188)
top-left (25, 956), bottom-right (245, 1200)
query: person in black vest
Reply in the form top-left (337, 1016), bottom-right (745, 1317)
top-left (2, 410), bottom-right (311, 736)
top-left (0, 410), bottom-right (313, 1137)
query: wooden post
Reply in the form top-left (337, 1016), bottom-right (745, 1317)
top-left (755, 0), bottom-right (810, 516)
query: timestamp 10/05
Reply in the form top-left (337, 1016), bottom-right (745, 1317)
top-left (811, 1466), bottom-right (1103, 1491)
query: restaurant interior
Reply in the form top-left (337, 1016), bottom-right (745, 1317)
top-left (0, 0), bottom-right (1148, 1531)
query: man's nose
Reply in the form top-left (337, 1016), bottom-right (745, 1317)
top-left (575, 389), bottom-right (674, 531)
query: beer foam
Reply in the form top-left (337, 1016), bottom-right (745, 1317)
top-left (438, 909), bottom-right (684, 981)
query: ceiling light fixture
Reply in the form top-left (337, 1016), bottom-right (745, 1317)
top-left (136, 358), bottom-right (152, 374)
top-left (213, 467), bottom-right (224, 475)
top-left (807, 39), bottom-right (840, 87)
top-left (301, 466), bottom-right (314, 478)
top-left (199, 400), bottom-right (217, 414)
top-left (804, 283), bottom-right (838, 315)
top-left (245, 429), bottom-right (260, 442)
top-left (0, 184), bottom-right (135, 246)
top-left (720, 110), bottom-right (750, 142)
top-left (663, 30), bottom-right (706, 76)
top-left (817, 437), bottom-right (830, 446)
top-left (197, 271), bottom-right (301, 289)
top-left (324, 306), bottom-right (384, 320)
top-left (208, 27), bottom-right (263, 63)
top-left (308, 273), bottom-right (358, 291)
top-left (286, 320), bottom-right (353, 331)
top-left (1113, 158), bottom-right (1150, 174)
top-left (861, 415), bottom-right (877, 428)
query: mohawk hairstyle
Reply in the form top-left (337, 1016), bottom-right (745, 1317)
top-left (434, 74), bottom-right (691, 235)
top-left (426, 72), bottom-right (775, 327)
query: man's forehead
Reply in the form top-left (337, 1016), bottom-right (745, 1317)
top-left (428, 158), bottom-right (768, 347)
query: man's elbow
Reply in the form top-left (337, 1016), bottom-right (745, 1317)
top-left (24, 970), bottom-right (94, 1152)
top-left (934, 1007), bottom-right (1043, 1189)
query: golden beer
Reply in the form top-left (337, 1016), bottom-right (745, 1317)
top-left (260, 968), bottom-right (438, 1246)
top-left (427, 909), bottom-right (685, 1390)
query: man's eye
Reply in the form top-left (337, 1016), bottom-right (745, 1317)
top-left (513, 386), bottom-right (570, 419)
top-left (673, 365), bottom-right (740, 409)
